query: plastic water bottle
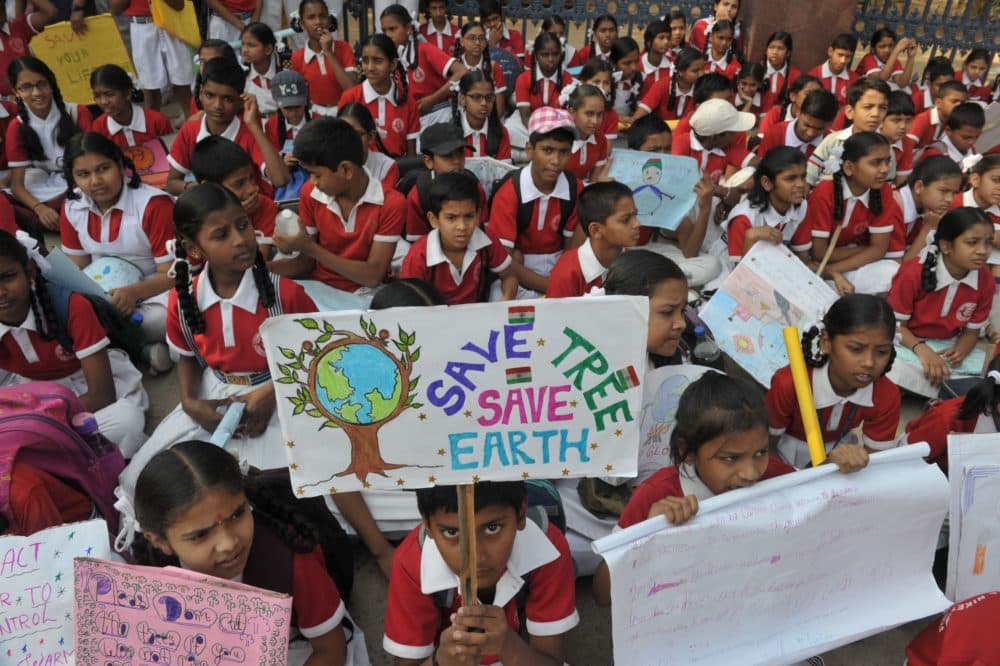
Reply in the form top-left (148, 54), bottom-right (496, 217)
top-left (276, 209), bottom-right (302, 237)
top-left (71, 412), bottom-right (100, 438)
top-left (692, 325), bottom-right (722, 366)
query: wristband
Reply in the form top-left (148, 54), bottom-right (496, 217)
top-left (911, 340), bottom-right (927, 353)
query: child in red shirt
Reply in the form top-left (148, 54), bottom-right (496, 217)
top-left (672, 98), bottom-right (756, 184)
top-left (564, 84), bottom-right (609, 182)
top-left (639, 19), bottom-right (673, 91)
top-left (384, 480), bottom-right (578, 664)
top-left (401, 171), bottom-right (516, 304)
top-left (629, 47), bottom-right (704, 124)
top-left (480, 0), bottom-right (525, 60)
top-left (514, 31), bottom-right (573, 126)
top-left (703, 20), bottom-right (741, 81)
top-left (922, 102), bottom-right (984, 165)
top-left (757, 74), bottom-right (821, 138)
top-left (571, 14), bottom-right (617, 66)
top-left (453, 69), bottom-right (511, 162)
top-left (732, 63), bottom-right (765, 116)
top-left (0, 0), bottom-right (55, 96)
top-left (759, 31), bottom-right (799, 114)
top-left (888, 207), bottom-right (995, 386)
top-left (880, 90), bottom-right (916, 186)
top-left (547, 181), bottom-right (639, 298)
top-left (288, 0), bottom-right (357, 116)
top-left (576, 59), bottom-right (619, 141)
top-left (893, 155), bottom-right (963, 262)
top-left (756, 88), bottom-right (837, 159)
top-left (689, 0), bottom-right (743, 53)
top-left (90, 65), bottom-right (173, 150)
top-left (856, 28), bottom-right (916, 90)
top-left (419, 0), bottom-right (459, 53)
top-left (958, 48), bottom-right (993, 102)
top-left (767, 294), bottom-right (899, 468)
top-left (453, 21), bottom-right (508, 117)
top-left (338, 102), bottom-right (400, 189)
top-left (907, 79), bottom-right (967, 149)
top-left (908, 593), bottom-right (1000, 665)
top-left (807, 33), bottom-right (859, 106)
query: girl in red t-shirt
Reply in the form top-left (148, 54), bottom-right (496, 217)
top-left (90, 65), bottom-right (173, 151)
top-left (452, 21), bottom-right (507, 117)
top-left (629, 47), bottom-right (705, 125)
top-left (703, 20), bottom-right (741, 81)
top-left (288, 0), bottom-right (358, 116)
top-left (759, 31), bottom-right (799, 114)
top-left (564, 84), bottom-right (609, 182)
top-left (452, 70), bottom-right (511, 162)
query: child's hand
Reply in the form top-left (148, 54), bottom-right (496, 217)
top-left (108, 285), bottom-right (140, 317)
top-left (319, 28), bottom-right (334, 52)
top-left (182, 398), bottom-right (229, 433)
top-left (448, 605), bottom-right (510, 659)
top-left (694, 174), bottom-right (714, 205)
top-left (591, 157), bottom-right (613, 183)
top-left (35, 205), bottom-right (59, 231)
top-left (746, 225), bottom-right (782, 247)
top-left (827, 443), bottom-right (869, 474)
top-left (831, 272), bottom-right (855, 296)
top-left (916, 343), bottom-right (950, 384)
top-left (485, 27), bottom-right (500, 48)
top-left (940, 346), bottom-right (969, 367)
top-left (273, 223), bottom-right (312, 254)
top-left (232, 385), bottom-right (275, 437)
top-left (647, 495), bottom-right (698, 525)
top-left (241, 93), bottom-right (261, 127)
top-left (283, 153), bottom-right (299, 167)
top-left (922, 210), bottom-right (942, 231)
top-left (70, 10), bottom-right (89, 35)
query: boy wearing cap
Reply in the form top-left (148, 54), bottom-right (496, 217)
top-left (264, 70), bottom-right (317, 158)
top-left (671, 98), bottom-right (757, 200)
top-left (402, 123), bottom-right (489, 240)
top-left (487, 107), bottom-right (584, 299)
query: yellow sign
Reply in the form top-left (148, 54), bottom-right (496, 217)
top-left (151, 0), bottom-right (201, 48)
top-left (30, 14), bottom-right (136, 106)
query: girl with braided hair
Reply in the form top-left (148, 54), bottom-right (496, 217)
top-left (766, 294), bottom-right (898, 469)
top-left (703, 20), bottom-right (742, 81)
top-left (451, 69), bottom-right (510, 161)
top-left (627, 46), bottom-right (704, 125)
top-left (6, 56), bottom-right (92, 231)
top-left (887, 207), bottom-right (994, 387)
top-left (453, 21), bottom-right (507, 117)
top-left (0, 229), bottom-right (147, 455)
top-left (152, 183), bottom-right (317, 471)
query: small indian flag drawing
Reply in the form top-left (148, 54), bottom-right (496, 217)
top-left (613, 365), bottom-right (640, 390)
top-left (508, 305), bottom-right (535, 325)
top-left (506, 367), bottom-right (532, 385)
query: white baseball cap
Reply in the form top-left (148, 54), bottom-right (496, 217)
top-left (690, 98), bottom-right (756, 136)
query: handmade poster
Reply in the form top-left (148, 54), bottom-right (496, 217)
top-left (124, 138), bottom-right (172, 190)
top-left (593, 444), bottom-right (950, 665)
top-left (43, 248), bottom-right (109, 300)
top-left (636, 364), bottom-right (717, 484)
top-left (947, 433), bottom-right (1000, 601)
top-left (73, 558), bottom-right (292, 666)
top-left (894, 338), bottom-right (987, 377)
top-left (699, 241), bottom-right (838, 387)
top-left (465, 157), bottom-right (517, 197)
top-left (84, 257), bottom-right (145, 294)
top-left (150, 0), bottom-right (200, 47)
top-left (0, 519), bottom-right (110, 666)
top-left (261, 297), bottom-right (648, 495)
top-left (30, 15), bottom-right (136, 105)
top-left (607, 149), bottom-right (700, 231)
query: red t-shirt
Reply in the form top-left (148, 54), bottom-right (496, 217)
top-left (637, 74), bottom-right (695, 121)
top-left (907, 593), bottom-right (1000, 665)
top-left (290, 546), bottom-right (346, 637)
top-left (288, 42), bottom-right (357, 108)
top-left (804, 180), bottom-right (898, 249)
top-left (671, 131), bottom-right (752, 183)
top-left (564, 133), bottom-right (608, 181)
top-left (807, 62), bottom-right (858, 106)
top-left (249, 194), bottom-right (278, 244)
top-left (462, 116), bottom-right (512, 161)
top-left (514, 69), bottom-right (575, 111)
top-left (0, 16), bottom-right (39, 96)
top-left (8, 462), bottom-right (92, 536)
top-left (92, 105), bottom-right (173, 149)
top-left (760, 64), bottom-right (801, 113)
top-left (856, 53), bottom-right (903, 79)
top-left (419, 21), bottom-right (460, 53)
top-left (404, 42), bottom-right (456, 103)
top-left (901, 396), bottom-right (981, 473)
top-left (6, 104), bottom-right (93, 168)
top-left (907, 108), bottom-right (943, 149)
top-left (887, 256), bottom-right (994, 339)
top-left (400, 228), bottom-right (511, 304)
top-left (705, 55), bottom-right (741, 80)
top-left (757, 103), bottom-right (792, 137)
top-left (487, 170), bottom-right (581, 255)
top-left (891, 136), bottom-right (915, 178)
top-left (338, 82), bottom-right (420, 158)
top-left (167, 116), bottom-right (265, 175)
top-left (958, 71), bottom-right (992, 103)
top-left (724, 201), bottom-right (812, 263)
top-left (756, 119), bottom-right (823, 160)
top-left (545, 239), bottom-right (606, 298)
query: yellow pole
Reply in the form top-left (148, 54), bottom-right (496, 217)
top-left (782, 326), bottom-right (827, 467)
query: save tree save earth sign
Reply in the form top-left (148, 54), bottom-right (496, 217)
top-left (261, 297), bottom-right (648, 495)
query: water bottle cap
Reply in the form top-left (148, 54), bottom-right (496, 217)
top-left (71, 412), bottom-right (99, 435)
top-left (694, 325), bottom-right (705, 335)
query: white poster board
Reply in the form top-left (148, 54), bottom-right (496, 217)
top-left (261, 298), bottom-right (648, 495)
top-left (0, 519), bottom-right (111, 665)
top-left (607, 149), bottom-right (701, 231)
top-left (946, 432), bottom-right (1000, 601)
top-left (593, 445), bottom-right (949, 665)
top-left (699, 242), bottom-right (838, 387)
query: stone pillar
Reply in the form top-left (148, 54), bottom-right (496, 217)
top-left (740, 0), bottom-right (859, 73)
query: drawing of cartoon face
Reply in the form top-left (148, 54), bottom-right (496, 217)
top-left (642, 164), bottom-right (662, 185)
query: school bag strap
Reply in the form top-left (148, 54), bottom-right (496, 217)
top-left (489, 168), bottom-right (578, 237)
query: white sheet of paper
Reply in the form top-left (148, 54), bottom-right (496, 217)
top-left (42, 248), bottom-right (109, 300)
top-left (594, 445), bottom-right (949, 665)
top-left (955, 466), bottom-right (1000, 600)
top-left (946, 433), bottom-right (1000, 600)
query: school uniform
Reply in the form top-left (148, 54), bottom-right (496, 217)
top-left (807, 128), bottom-right (899, 187)
top-left (900, 397), bottom-right (991, 473)
top-left (921, 134), bottom-right (977, 165)
top-left (639, 51), bottom-right (673, 94)
top-left (732, 91), bottom-right (762, 116)
top-left (249, 194), bottom-right (278, 245)
top-left (419, 20), bottom-right (459, 53)
top-left (207, 0), bottom-right (254, 44)
top-left (0, 15), bottom-right (40, 96)
top-left (0, 100), bottom-right (19, 171)
top-left (599, 107), bottom-right (619, 141)
top-left (383, 519), bottom-right (579, 663)
top-left (160, 267), bottom-right (317, 470)
top-left (124, 0), bottom-right (194, 91)
top-left (401, 42), bottom-right (456, 117)
top-left (766, 363), bottom-right (901, 468)
top-left (612, 76), bottom-right (642, 119)
top-left (569, 42), bottom-right (612, 68)
top-left (545, 238), bottom-right (608, 298)
top-left (459, 54), bottom-right (508, 95)
top-left (889, 135), bottom-right (915, 178)
top-left (245, 60), bottom-right (278, 116)
top-left (289, 41), bottom-right (357, 115)
top-left (907, 107), bottom-right (944, 149)
top-left (6, 103), bottom-right (93, 203)
top-left (93, 105), bottom-right (173, 149)
top-left (959, 71), bottom-right (992, 102)
top-left (688, 17), bottom-right (743, 54)
top-left (168, 115), bottom-right (265, 177)
top-left (907, 592), bottom-right (1000, 666)
top-left (618, 459), bottom-right (793, 529)
top-left (756, 118), bottom-right (823, 159)
top-left (705, 54), bottom-right (741, 80)
top-left (564, 132), bottom-right (608, 181)
top-left (637, 74), bottom-right (694, 121)
top-left (722, 199), bottom-right (811, 266)
top-left (488, 168), bottom-right (580, 266)
top-left (891, 185), bottom-right (927, 251)
top-left (951, 189), bottom-right (1000, 247)
top-left (807, 60), bottom-right (858, 106)
top-left (8, 461), bottom-right (93, 536)
top-left (757, 102), bottom-right (794, 138)
top-left (494, 25), bottom-right (525, 60)
top-left (401, 228), bottom-right (510, 304)
top-left (514, 68), bottom-right (575, 111)
top-left (403, 173), bottom-right (488, 240)
top-left (263, 111), bottom-right (314, 152)
top-left (0, 294), bottom-right (148, 456)
top-left (461, 109), bottom-right (512, 162)
top-left (857, 53), bottom-right (904, 89)
top-left (910, 84), bottom-right (934, 115)
top-left (365, 151), bottom-right (400, 190)
top-left (760, 63), bottom-right (800, 113)
top-left (338, 81), bottom-right (420, 158)
top-left (671, 131), bottom-right (753, 184)
top-left (300, 173), bottom-right (404, 293)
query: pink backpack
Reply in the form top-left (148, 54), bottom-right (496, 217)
top-left (0, 382), bottom-right (125, 538)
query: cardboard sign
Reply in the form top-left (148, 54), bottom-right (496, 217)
top-left (124, 137), bottom-right (172, 190)
top-left (73, 558), bottom-right (292, 665)
top-left (30, 15), bottom-right (136, 105)
top-left (700, 242), bottom-right (838, 387)
top-left (0, 519), bottom-right (110, 666)
top-left (594, 445), bottom-right (950, 665)
top-left (607, 149), bottom-right (701, 231)
top-left (261, 297), bottom-right (648, 495)
top-left (946, 433), bottom-right (1000, 601)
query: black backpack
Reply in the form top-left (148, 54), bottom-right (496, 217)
top-left (488, 168), bottom-right (578, 236)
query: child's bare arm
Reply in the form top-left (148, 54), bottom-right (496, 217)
top-left (438, 606), bottom-right (564, 666)
top-left (331, 492), bottom-right (395, 577)
top-left (302, 625), bottom-right (347, 666)
top-left (78, 350), bottom-right (116, 413)
top-left (593, 560), bottom-right (611, 606)
top-left (496, 263), bottom-right (519, 300)
top-left (243, 94), bottom-right (290, 187)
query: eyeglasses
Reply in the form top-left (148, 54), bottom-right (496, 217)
top-left (464, 93), bottom-right (496, 103)
top-left (463, 34), bottom-right (486, 42)
top-left (16, 80), bottom-right (50, 94)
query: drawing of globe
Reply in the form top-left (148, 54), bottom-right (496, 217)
top-left (314, 342), bottom-right (403, 425)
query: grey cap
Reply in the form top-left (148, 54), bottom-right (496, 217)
top-left (271, 70), bottom-right (309, 108)
top-left (420, 122), bottom-right (473, 155)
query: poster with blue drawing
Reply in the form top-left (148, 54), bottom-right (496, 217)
top-left (607, 149), bottom-right (700, 231)
top-left (0, 519), bottom-right (111, 665)
top-left (699, 242), bottom-right (838, 387)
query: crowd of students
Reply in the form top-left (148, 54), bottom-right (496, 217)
top-left (3, 0), bottom-right (1000, 663)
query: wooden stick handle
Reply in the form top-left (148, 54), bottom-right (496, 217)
top-left (815, 223), bottom-right (843, 277)
top-left (457, 484), bottom-right (478, 606)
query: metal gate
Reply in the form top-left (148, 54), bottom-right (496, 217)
top-left (852, 0), bottom-right (999, 60)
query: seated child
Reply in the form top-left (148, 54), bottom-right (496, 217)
top-left (564, 84), bottom-right (610, 182)
top-left (453, 69), bottom-right (511, 162)
top-left (888, 207), bottom-right (994, 388)
top-left (756, 88), bottom-right (837, 159)
top-left (453, 21), bottom-right (508, 117)
top-left (479, 0), bottom-right (525, 60)
top-left (90, 65), bottom-right (173, 150)
top-left (384, 480), bottom-right (578, 665)
top-left (958, 48), bottom-right (993, 102)
top-left (547, 181), bottom-right (639, 298)
top-left (574, 58), bottom-right (619, 141)
top-left (288, 0), bottom-right (358, 116)
top-left (759, 31), bottom-right (799, 113)
top-left (191, 137), bottom-right (278, 259)
top-left (671, 98), bottom-right (756, 185)
top-left (689, 0), bottom-right (742, 53)
top-left (0, 0), bottom-right (55, 98)
top-left (907, 593), bottom-right (1000, 665)
top-left (573, 13), bottom-right (617, 64)
top-left (628, 47), bottom-right (705, 124)
top-left (880, 90), bottom-right (916, 185)
top-left (515, 31), bottom-right (573, 126)
top-left (670, 72), bottom-right (734, 145)
top-left (401, 171), bottom-right (516, 303)
top-left (757, 74), bottom-right (821, 137)
top-left (338, 103), bottom-right (399, 189)
top-left (270, 117), bottom-right (403, 304)
top-left (767, 294), bottom-right (900, 468)
top-left (240, 23), bottom-right (280, 117)
top-left (487, 108), bottom-right (583, 299)
top-left (732, 63), bottom-right (765, 115)
top-left (639, 19), bottom-right (674, 90)
top-left (922, 101), bottom-right (984, 165)
top-left (894, 155), bottom-right (963, 262)
top-left (907, 79), bottom-right (967, 150)
top-left (807, 33), bottom-right (860, 106)
top-left (420, 0), bottom-right (459, 52)
top-left (610, 38), bottom-right (644, 120)
top-left (264, 70), bottom-right (317, 151)
top-left (703, 20), bottom-right (741, 80)
top-left (911, 56), bottom-right (955, 115)
top-left (856, 28), bottom-right (916, 90)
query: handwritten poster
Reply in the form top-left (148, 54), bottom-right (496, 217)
top-left (0, 519), bottom-right (110, 666)
top-left (593, 445), bottom-right (950, 665)
top-left (607, 149), bottom-right (700, 231)
top-left (30, 15), bottom-right (136, 105)
top-left (700, 241), bottom-right (838, 387)
top-left (124, 138), bottom-right (172, 190)
top-left (946, 433), bottom-right (1000, 601)
top-left (261, 297), bottom-right (648, 495)
top-left (73, 558), bottom-right (292, 666)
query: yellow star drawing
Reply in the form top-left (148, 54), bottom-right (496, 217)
top-left (473, 475), bottom-right (481, 483)
top-left (463, 409), bottom-right (473, 418)
top-left (561, 468), bottom-right (570, 476)
top-left (289, 463), bottom-right (298, 471)
top-left (328, 487), bottom-right (337, 494)
top-left (296, 487), bottom-right (304, 496)
top-left (428, 475), bottom-right (437, 484)
top-left (437, 448), bottom-right (446, 456)
top-left (362, 480), bottom-right (371, 489)
top-left (536, 338), bottom-right (545, 346)
top-left (521, 472), bottom-right (530, 479)
top-left (286, 441), bottom-right (295, 448)
top-left (590, 442), bottom-right (599, 450)
top-left (418, 413), bottom-right (427, 421)
top-left (605, 464), bottom-right (614, 472)
top-left (614, 429), bottom-right (623, 437)
top-left (569, 400), bottom-right (578, 408)
top-left (396, 479), bottom-right (406, 487)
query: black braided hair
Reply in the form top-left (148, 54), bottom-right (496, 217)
top-left (8, 57), bottom-right (79, 164)
top-left (802, 294), bottom-right (897, 373)
top-left (834, 131), bottom-right (890, 222)
top-left (192, 40), bottom-right (239, 111)
top-left (455, 21), bottom-right (494, 87)
top-left (244, 474), bottom-right (319, 553)
top-left (705, 19), bottom-right (741, 67)
top-left (761, 31), bottom-right (793, 103)
top-left (381, 4), bottom-right (420, 73)
top-left (90, 64), bottom-right (144, 105)
top-left (747, 146), bottom-right (805, 213)
top-left (250, 249), bottom-right (277, 310)
top-left (338, 102), bottom-right (394, 158)
top-left (610, 37), bottom-right (641, 114)
top-left (923, 206), bottom-right (994, 292)
top-left (579, 57), bottom-right (615, 111)
top-left (589, 14), bottom-right (617, 59)
top-left (62, 132), bottom-right (141, 201)
top-left (779, 74), bottom-right (821, 122)
top-left (958, 356), bottom-right (1000, 421)
top-left (453, 69), bottom-right (501, 155)
top-left (668, 47), bottom-right (703, 118)
top-left (0, 230), bottom-right (61, 342)
top-left (800, 323), bottom-right (826, 367)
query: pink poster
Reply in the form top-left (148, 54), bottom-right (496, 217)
top-left (73, 558), bottom-right (292, 666)
top-left (123, 138), bottom-right (170, 189)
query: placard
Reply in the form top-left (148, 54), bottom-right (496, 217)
top-left (261, 297), bottom-right (648, 494)
top-left (124, 137), bottom-right (172, 190)
top-left (946, 433), bottom-right (1000, 601)
top-left (0, 519), bottom-right (110, 665)
top-left (73, 558), bottom-right (292, 666)
top-left (593, 445), bottom-right (950, 665)
top-left (30, 15), bottom-right (136, 105)
top-left (607, 149), bottom-right (700, 231)
top-left (699, 241), bottom-right (838, 387)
